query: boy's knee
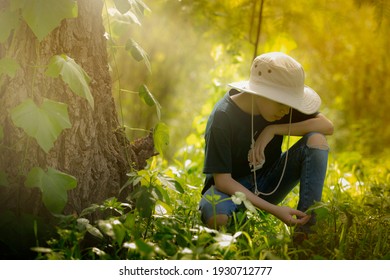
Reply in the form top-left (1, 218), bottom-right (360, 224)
top-left (206, 214), bottom-right (229, 229)
top-left (306, 133), bottom-right (329, 150)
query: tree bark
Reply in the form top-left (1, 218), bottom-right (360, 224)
top-left (0, 0), bottom-right (150, 219)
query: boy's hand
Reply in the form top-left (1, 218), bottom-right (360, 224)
top-left (248, 126), bottom-right (275, 169)
top-left (274, 206), bottom-right (310, 226)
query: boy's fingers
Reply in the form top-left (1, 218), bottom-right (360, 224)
top-left (292, 209), bottom-right (309, 218)
top-left (295, 214), bottom-right (311, 225)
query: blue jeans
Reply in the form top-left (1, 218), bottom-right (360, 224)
top-left (199, 132), bottom-right (329, 228)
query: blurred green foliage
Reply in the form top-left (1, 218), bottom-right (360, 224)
top-left (108, 0), bottom-right (390, 159)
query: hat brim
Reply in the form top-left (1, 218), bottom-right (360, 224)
top-left (228, 80), bottom-right (321, 115)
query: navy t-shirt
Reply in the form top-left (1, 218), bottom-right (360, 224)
top-left (202, 89), bottom-right (317, 194)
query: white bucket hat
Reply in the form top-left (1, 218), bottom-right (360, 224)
top-left (229, 52), bottom-right (321, 114)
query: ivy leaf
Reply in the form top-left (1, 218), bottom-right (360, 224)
top-left (153, 122), bottom-right (169, 156)
top-left (25, 167), bottom-right (77, 214)
top-left (46, 54), bottom-right (94, 109)
top-left (11, 98), bottom-right (71, 153)
top-left (20, 0), bottom-right (78, 41)
top-left (139, 85), bottom-right (161, 120)
top-left (0, 57), bottom-right (20, 78)
top-left (125, 39), bottom-right (151, 72)
top-left (0, 6), bottom-right (20, 43)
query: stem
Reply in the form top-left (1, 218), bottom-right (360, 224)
top-left (249, 0), bottom-right (258, 45)
top-left (253, 0), bottom-right (265, 60)
top-left (143, 214), bottom-right (152, 239)
top-left (31, 40), bottom-right (40, 102)
top-left (120, 89), bottom-right (139, 94)
top-left (103, 0), bottom-right (132, 169)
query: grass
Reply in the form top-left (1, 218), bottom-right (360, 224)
top-left (33, 149), bottom-right (390, 260)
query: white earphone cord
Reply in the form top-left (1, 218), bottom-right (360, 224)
top-left (251, 95), bottom-right (292, 196)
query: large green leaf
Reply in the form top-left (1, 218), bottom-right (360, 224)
top-left (114, 0), bottom-right (132, 14)
top-left (11, 98), bottom-right (71, 153)
top-left (25, 167), bottom-right (77, 214)
top-left (153, 122), bottom-right (169, 156)
top-left (0, 57), bottom-right (20, 78)
top-left (0, 6), bottom-right (20, 43)
top-left (46, 54), bottom-right (94, 109)
top-left (19, 0), bottom-right (78, 41)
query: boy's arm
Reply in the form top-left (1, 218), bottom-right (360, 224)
top-left (249, 113), bottom-right (333, 167)
top-left (214, 173), bottom-right (310, 226)
top-left (271, 113), bottom-right (334, 136)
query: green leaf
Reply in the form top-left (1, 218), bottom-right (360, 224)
top-left (46, 54), bottom-right (94, 109)
top-left (112, 220), bottom-right (126, 246)
top-left (20, 0), bottom-right (78, 41)
top-left (0, 171), bottom-right (10, 188)
top-left (131, 186), bottom-right (155, 219)
top-left (110, 8), bottom-right (141, 27)
top-left (134, 0), bottom-right (151, 13)
top-left (0, 125), bottom-right (3, 141)
top-left (77, 218), bottom-right (104, 239)
top-left (86, 224), bottom-right (104, 239)
top-left (139, 85), bottom-right (161, 120)
top-left (138, 84), bottom-right (154, 106)
top-left (0, 57), bottom-right (20, 78)
top-left (125, 39), bottom-right (151, 72)
top-left (137, 188), bottom-right (154, 218)
top-left (0, 6), bottom-right (20, 43)
top-left (157, 174), bottom-right (184, 194)
top-left (11, 98), bottom-right (71, 153)
top-left (114, 0), bottom-right (151, 15)
top-left (153, 122), bottom-right (169, 156)
top-left (25, 167), bottom-right (77, 214)
top-left (135, 239), bottom-right (154, 256)
top-left (155, 200), bottom-right (173, 215)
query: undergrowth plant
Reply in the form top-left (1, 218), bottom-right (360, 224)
top-left (33, 146), bottom-right (390, 260)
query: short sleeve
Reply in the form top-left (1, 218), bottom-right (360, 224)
top-left (203, 111), bottom-right (233, 174)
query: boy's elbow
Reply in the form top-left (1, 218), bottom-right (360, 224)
top-left (326, 120), bottom-right (334, 135)
top-left (213, 173), bottom-right (231, 192)
top-left (318, 114), bottom-right (334, 135)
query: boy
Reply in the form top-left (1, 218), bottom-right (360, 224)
top-left (199, 52), bottom-right (334, 237)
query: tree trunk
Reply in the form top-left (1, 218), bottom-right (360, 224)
top-left (0, 0), bottom-right (152, 257)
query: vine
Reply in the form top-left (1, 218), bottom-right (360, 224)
top-left (0, 0), bottom-right (168, 214)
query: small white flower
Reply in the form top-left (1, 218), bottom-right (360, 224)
top-left (232, 192), bottom-right (257, 213)
top-left (181, 248), bottom-right (193, 254)
top-left (215, 233), bottom-right (236, 247)
top-left (243, 200), bottom-right (257, 214)
top-left (231, 192), bottom-right (246, 205)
